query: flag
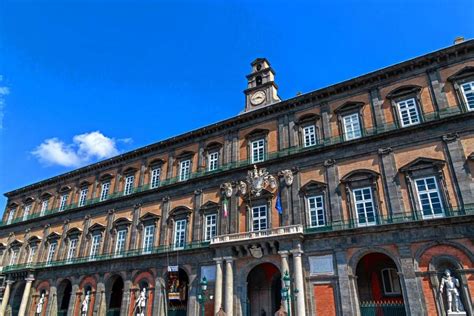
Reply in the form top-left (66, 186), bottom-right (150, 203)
top-left (275, 190), bottom-right (283, 215)
top-left (223, 198), bottom-right (229, 217)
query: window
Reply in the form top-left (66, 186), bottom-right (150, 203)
top-left (353, 187), bottom-right (376, 227)
top-left (6, 209), bottom-right (15, 224)
top-left (115, 230), bottom-right (127, 255)
top-left (22, 204), bottom-right (31, 221)
top-left (59, 194), bottom-right (69, 211)
top-left (307, 196), bottom-right (326, 227)
top-left (204, 214), bottom-right (217, 241)
top-left (90, 235), bottom-right (101, 259)
top-left (415, 176), bottom-right (444, 219)
top-left (124, 175), bottom-right (135, 195)
top-left (47, 242), bottom-right (57, 263)
top-left (9, 249), bottom-right (18, 265)
top-left (100, 182), bottom-right (110, 201)
top-left (208, 152), bottom-right (219, 171)
top-left (79, 188), bottom-right (88, 207)
top-left (396, 98), bottom-right (420, 127)
top-left (66, 239), bottom-right (78, 262)
top-left (381, 268), bottom-right (401, 295)
top-left (150, 168), bottom-right (161, 189)
top-left (27, 246), bottom-right (37, 264)
top-left (303, 125), bottom-right (317, 147)
top-left (252, 205), bottom-right (268, 231)
top-left (342, 113), bottom-right (362, 140)
top-left (251, 139), bottom-right (265, 163)
top-left (40, 200), bottom-right (49, 216)
top-left (460, 81), bottom-right (474, 111)
top-left (142, 225), bottom-right (155, 254)
top-left (174, 219), bottom-right (186, 250)
top-left (179, 160), bottom-right (191, 181)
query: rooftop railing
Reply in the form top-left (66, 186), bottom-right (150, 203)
top-left (1, 107), bottom-right (469, 227)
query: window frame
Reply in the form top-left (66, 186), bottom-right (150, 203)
top-left (302, 124), bottom-right (318, 147)
top-left (396, 97), bottom-right (421, 127)
top-left (251, 205), bottom-right (268, 232)
top-left (27, 245), bottom-right (37, 264)
top-left (204, 213), bottom-right (217, 241)
top-left (66, 238), bottom-right (78, 262)
top-left (100, 181), bottom-right (110, 201)
top-left (150, 167), bottom-right (161, 189)
top-left (22, 204), bottom-right (32, 221)
top-left (381, 268), bottom-right (402, 296)
top-left (307, 195), bottom-right (326, 228)
top-left (207, 151), bottom-right (219, 172)
top-left (124, 175), bottom-right (135, 195)
top-left (173, 219), bottom-right (187, 250)
top-left (142, 225), bottom-right (155, 254)
top-left (6, 208), bottom-right (15, 224)
top-left (90, 234), bottom-right (101, 259)
top-left (342, 113), bottom-right (362, 141)
top-left (59, 194), bottom-right (69, 211)
top-left (460, 80), bottom-right (474, 112)
top-left (353, 186), bottom-right (377, 227)
top-left (115, 229), bottom-right (127, 256)
top-left (46, 242), bottom-right (57, 263)
top-left (179, 159), bottom-right (191, 182)
top-left (40, 199), bottom-right (49, 216)
top-left (414, 176), bottom-right (445, 219)
top-left (78, 188), bottom-right (88, 207)
top-left (9, 248), bottom-right (19, 265)
top-left (251, 138), bottom-right (266, 163)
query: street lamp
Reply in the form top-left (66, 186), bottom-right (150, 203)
top-left (197, 277), bottom-right (208, 316)
top-left (281, 271), bottom-right (298, 316)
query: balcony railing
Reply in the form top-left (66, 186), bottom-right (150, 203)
top-left (210, 224), bottom-right (303, 244)
top-left (1, 107), bottom-right (469, 227)
top-left (2, 241), bottom-right (209, 273)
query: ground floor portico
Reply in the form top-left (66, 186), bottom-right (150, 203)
top-left (0, 217), bottom-right (473, 316)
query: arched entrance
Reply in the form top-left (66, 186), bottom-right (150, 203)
top-left (107, 275), bottom-right (124, 316)
top-left (247, 263), bottom-right (282, 316)
top-left (9, 282), bottom-right (25, 316)
top-left (355, 253), bottom-right (406, 315)
top-left (166, 268), bottom-right (188, 316)
top-left (57, 279), bottom-right (72, 316)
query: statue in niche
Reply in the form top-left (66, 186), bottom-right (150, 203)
top-left (439, 269), bottom-right (465, 314)
top-left (133, 288), bottom-right (147, 316)
top-left (35, 292), bottom-right (45, 315)
top-left (81, 291), bottom-right (90, 316)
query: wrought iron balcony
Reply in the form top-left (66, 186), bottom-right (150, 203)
top-left (210, 225), bottom-right (303, 244)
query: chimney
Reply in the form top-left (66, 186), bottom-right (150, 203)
top-left (453, 36), bottom-right (465, 45)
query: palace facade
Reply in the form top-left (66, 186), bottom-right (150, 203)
top-left (0, 39), bottom-right (474, 316)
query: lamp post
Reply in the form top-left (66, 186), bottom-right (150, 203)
top-left (197, 277), bottom-right (208, 316)
top-left (281, 271), bottom-right (298, 316)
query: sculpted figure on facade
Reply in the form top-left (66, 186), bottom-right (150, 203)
top-left (35, 292), bottom-right (45, 315)
top-left (81, 291), bottom-right (90, 316)
top-left (242, 165), bottom-right (277, 197)
top-left (220, 182), bottom-right (233, 198)
top-left (278, 169), bottom-right (293, 186)
top-left (439, 269), bottom-right (465, 314)
top-left (134, 288), bottom-right (147, 316)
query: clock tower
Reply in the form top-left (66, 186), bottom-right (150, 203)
top-left (243, 58), bottom-right (281, 112)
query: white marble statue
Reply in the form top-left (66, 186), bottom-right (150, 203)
top-left (81, 291), bottom-right (90, 316)
top-left (35, 293), bottom-right (45, 315)
top-left (439, 269), bottom-right (465, 313)
top-left (134, 288), bottom-right (147, 316)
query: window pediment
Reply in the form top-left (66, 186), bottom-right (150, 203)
top-left (334, 101), bottom-right (365, 114)
top-left (58, 186), bottom-right (72, 193)
top-left (447, 66), bottom-right (474, 81)
top-left (399, 157), bottom-right (445, 173)
top-left (149, 158), bottom-right (165, 167)
top-left (341, 169), bottom-right (380, 184)
top-left (176, 151), bottom-right (194, 160)
top-left (299, 180), bottom-right (327, 195)
top-left (139, 212), bottom-right (160, 225)
top-left (99, 173), bottom-right (114, 181)
top-left (113, 217), bottom-right (132, 227)
top-left (200, 201), bottom-right (220, 214)
top-left (295, 113), bottom-right (320, 125)
top-left (245, 128), bottom-right (269, 140)
top-left (46, 232), bottom-right (61, 241)
top-left (386, 85), bottom-right (422, 99)
top-left (66, 227), bottom-right (82, 238)
top-left (27, 236), bottom-right (42, 245)
top-left (9, 239), bottom-right (23, 249)
top-left (88, 223), bottom-right (106, 235)
top-left (7, 202), bottom-right (19, 208)
top-left (168, 206), bottom-right (192, 222)
top-left (40, 192), bottom-right (53, 200)
top-left (468, 152), bottom-right (474, 161)
top-left (79, 180), bottom-right (91, 187)
top-left (205, 142), bottom-right (223, 152)
top-left (242, 188), bottom-right (274, 203)
top-left (23, 197), bottom-right (35, 204)
top-left (123, 167), bottom-right (138, 175)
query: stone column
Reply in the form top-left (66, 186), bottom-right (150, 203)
top-left (94, 281), bottom-right (106, 316)
top-left (0, 280), bottom-right (14, 316)
top-left (67, 284), bottom-right (79, 316)
top-left (18, 276), bottom-right (34, 316)
top-left (152, 278), bottom-right (165, 316)
top-left (278, 251), bottom-right (291, 313)
top-left (214, 257), bottom-right (223, 314)
top-left (291, 247), bottom-right (306, 316)
top-left (334, 250), bottom-right (357, 315)
top-left (120, 280), bottom-right (132, 316)
top-left (224, 257), bottom-right (234, 316)
top-left (46, 285), bottom-right (57, 316)
top-left (398, 245), bottom-right (426, 315)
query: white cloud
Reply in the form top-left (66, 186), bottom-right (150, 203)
top-left (32, 131), bottom-right (128, 167)
top-left (0, 75), bottom-right (9, 129)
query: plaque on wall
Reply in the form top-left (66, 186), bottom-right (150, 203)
top-left (309, 255), bottom-right (334, 275)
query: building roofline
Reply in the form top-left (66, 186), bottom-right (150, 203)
top-left (4, 39), bottom-right (474, 198)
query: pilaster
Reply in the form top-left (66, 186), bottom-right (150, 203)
top-left (67, 283), bottom-right (79, 316)
top-left (324, 159), bottom-right (343, 223)
top-left (378, 147), bottom-right (405, 216)
top-left (120, 279), bottom-right (132, 316)
top-left (192, 190), bottom-right (203, 241)
top-left (397, 244), bottom-right (426, 315)
top-left (334, 250), bottom-right (357, 316)
top-left (129, 204), bottom-right (141, 250)
top-left (369, 88), bottom-right (385, 127)
top-left (159, 196), bottom-right (171, 246)
top-left (320, 102), bottom-right (332, 139)
top-left (427, 69), bottom-right (449, 110)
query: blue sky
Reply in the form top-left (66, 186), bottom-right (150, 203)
top-left (1, 0), bottom-right (473, 211)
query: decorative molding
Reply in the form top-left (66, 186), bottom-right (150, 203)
top-left (378, 147), bottom-right (393, 155)
top-left (278, 170), bottom-right (294, 186)
top-left (193, 189), bottom-right (202, 196)
top-left (323, 159), bottom-right (336, 168)
top-left (238, 165), bottom-right (277, 197)
top-left (220, 183), bottom-right (233, 198)
top-left (442, 133), bottom-right (460, 143)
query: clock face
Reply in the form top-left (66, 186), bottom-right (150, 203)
top-left (250, 91), bottom-right (266, 105)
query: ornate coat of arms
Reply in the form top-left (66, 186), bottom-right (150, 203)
top-left (239, 165), bottom-right (277, 197)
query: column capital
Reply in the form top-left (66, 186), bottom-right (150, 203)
top-left (6, 280), bottom-right (15, 285)
top-left (290, 249), bottom-right (304, 256)
top-left (213, 257), bottom-right (224, 263)
top-left (25, 277), bottom-right (35, 283)
top-left (223, 256), bottom-right (234, 263)
top-left (278, 250), bottom-right (290, 258)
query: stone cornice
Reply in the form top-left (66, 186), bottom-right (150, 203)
top-left (4, 40), bottom-right (474, 198)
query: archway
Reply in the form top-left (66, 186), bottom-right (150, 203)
top-left (166, 268), bottom-right (189, 316)
top-left (355, 253), bottom-right (406, 316)
top-left (57, 279), bottom-right (72, 316)
top-left (9, 282), bottom-right (25, 316)
top-left (107, 275), bottom-right (124, 316)
top-left (247, 263), bottom-right (282, 316)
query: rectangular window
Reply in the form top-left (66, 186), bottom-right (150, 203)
top-left (397, 98), bottom-right (420, 127)
top-left (59, 194), bottom-right (69, 211)
top-left (179, 160), bottom-right (191, 181)
top-left (90, 235), bottom-right (101, 259)
top-left (79, 188), bottom-right (88, 207)
top-left (343, 113), bottom-right (362, 140)
top-left (307, 195), bottom-right (326, 227)
top-left (204, 214), bottom-right (217, 241)
top-left (150, 168), bottom-right (161, 189)
top-left (9, 249), bottom-right (18, 265)
top-left (461, 81), bottom-right (474, 111)
top-left (381, 268), bottom-right (402, 295)
top-left (303, 125), bottom-right (317, 147)
top-left (353, 187), bottom-right (376, 227)
top-left (142, 225), bottom-right (155, 254)
top-left (40, 200), bottom-right (49, 216)
top-left (47, 242), bottom-right (57, 263)
top-left (100, 182), bottom-right (110, 201)
top-left (22, 204), bottom-right (31, 221)
top-left (415, 176), bottom-right (444, 219)
top-left (252, 205), bottom-right (268, 231)
top-left (124, 175), bottom-right (135, 195)
top-left (6, 209), bottom-right (15, 224)
top-left (251, 139), bottom-right (265, 163)
top-left (27, 246), bottom-right (37, 264)
top-left (115, 230), bottom-right (127, 255)
top-left (208, 152), bottom-right (219, 171)
top-left (174, 219), bottom-right (187, 250)
top-left (66, 238), bottom-right (78, 262)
